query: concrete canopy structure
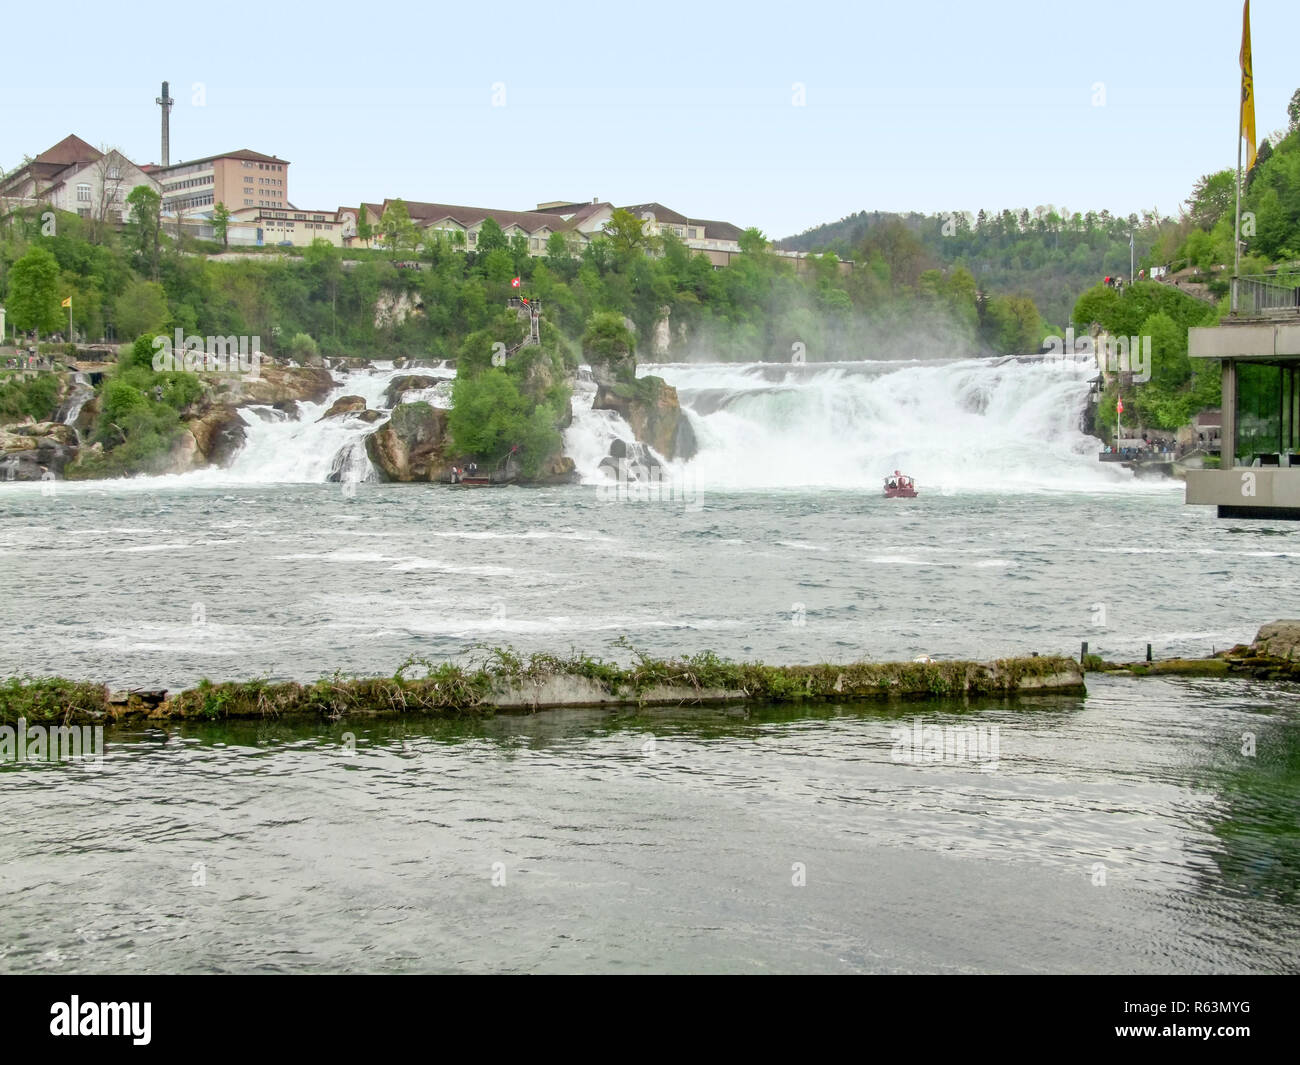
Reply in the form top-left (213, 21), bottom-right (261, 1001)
top-left (1184, 276), bottom-right (1300, 519)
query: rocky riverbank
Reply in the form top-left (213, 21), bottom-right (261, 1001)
top-left (0, 652), bottom-right (1085, 728)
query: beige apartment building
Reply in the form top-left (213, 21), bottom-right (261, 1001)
top-left (151, 149), bottom-right (289, 217)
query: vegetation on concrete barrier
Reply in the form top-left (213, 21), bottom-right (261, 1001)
top-left (0, 646), bottom-right (1087, 727)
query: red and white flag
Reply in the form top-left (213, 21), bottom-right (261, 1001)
top-left (510, 277), bottom-right (521, 288)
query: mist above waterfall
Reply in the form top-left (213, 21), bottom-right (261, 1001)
top-left (567, 355), bottom-right (1158, 495)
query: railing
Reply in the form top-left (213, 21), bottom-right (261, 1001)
top-left (1232, 274), bottom-right (1300, 316)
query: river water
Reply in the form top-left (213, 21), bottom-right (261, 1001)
top-left (1, 357), bottom-right (1297, 972)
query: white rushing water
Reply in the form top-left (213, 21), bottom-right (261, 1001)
top-left (184, 361), bottom-right (456, 485)
top-left (136, 354), bottom-right (1151, 493)
top-left (57, 372), bottom-right (94, 430)
top-left (564, 356), bottom-right (1155, 494)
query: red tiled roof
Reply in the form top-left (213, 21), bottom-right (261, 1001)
top-left (392, 199), bottom-right (566, 234)
top-left (34, 134), bottom-right (102, 167)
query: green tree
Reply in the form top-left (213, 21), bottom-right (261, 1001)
top-left (125, 185), bottom-right (162, 279)
top-left (1185, 171), bottom-right (1235, 230)
top-left (287, 332), bottom-right (320, 361)
top-left (113, 279), bottom-right (169, 339)
top-left (738, 227), bottom-right (769, 255)
top-left (545, 231), bottom-right (575, 273)
top-left (476, 218), bottom-right (507, 254)
top-left (1140, 310), bottom-right (1188, 391)
top-left (304, 238), bottom-right (343, 338)
top-left (379, 199), bottom-right (419, 259)
top-left (446, 368), bottom-right (560, 476)
top-left (482, 247), bottom-right (516, 284)
top-left (603, 208), bottom-right (658, 258)
top-left (983, 294), bottom-right (1042, 354)
top-left (212, 202), bottom-right (231, 249)
top-left (7, 246), bottom-right (62, 336)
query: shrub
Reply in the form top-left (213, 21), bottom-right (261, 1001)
top-left (0, 373), bottom-right (60, 422)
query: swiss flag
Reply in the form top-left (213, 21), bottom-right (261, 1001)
top-left (510, 277), bottom-right (521, 288)
top-left (1117, 396), bottom-right (1124, 414)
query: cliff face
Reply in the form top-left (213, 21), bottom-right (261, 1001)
top-left (593, 376), bottom-right (697, 461)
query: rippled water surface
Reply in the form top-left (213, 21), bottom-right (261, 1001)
top-left (1, 481), bottom-right (1297, 972)
top-left (1, 675), bottom-right (1296, 974)
top-left (0, 483), bottom-right (1295, 688)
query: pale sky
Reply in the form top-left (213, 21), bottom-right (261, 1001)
top-left (2, 0), bottom-right (1295, 239)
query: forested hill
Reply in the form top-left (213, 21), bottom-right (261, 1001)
top-left (778, 90), bottom-right (1300, 331)
top-left (778, 206), bottom-right (1177, 330)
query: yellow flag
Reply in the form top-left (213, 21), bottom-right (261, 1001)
top-left (1240, 0), bottom-right (1256, 170)
top-left (61, 296), bottom-right (72, 308)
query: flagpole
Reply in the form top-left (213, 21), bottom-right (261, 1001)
top-left (1233, 0), bottom-right (1247, 314)
top-left (1233, 118), bottom-right (1242, 314)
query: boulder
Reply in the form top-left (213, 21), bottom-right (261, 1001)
top-left (317, 395), bottom-right (368, 421)
top-left (593, 376), bottom-right (697, 460)
top-left (272, 399), bottom-right (302, 420)
top-left (356, 409), bottom-right (385, 423)
top-left (0, 422), bottom-right (78, 479)
top-left (216, 365), bottom-right (335, 406)
top-left (159, 429), bottom-right (200, 474)
top-left (382, 375), bottom-right (441, 408)
top-left (526, 453), bottom-right (577, 486)
top-left (186, 406), bottom-right (247, 466)
top-left (1251, 621), bottom-right (1300, 660)
top-left (365, 402), bottom-right (448, 481)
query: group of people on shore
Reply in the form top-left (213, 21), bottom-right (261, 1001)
top-left (3, 353), bottom-right (49, 371)
top-left (1102, 436), bottom-right (1177, 459)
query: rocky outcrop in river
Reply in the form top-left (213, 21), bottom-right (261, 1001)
top-left (594, 377), bottom-right (697, 461)
top-left (365, 402), bottom-right (448, 481)
top-left (0, 422), bottom-right (78, 480)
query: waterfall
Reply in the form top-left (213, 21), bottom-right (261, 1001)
top-left (566, 355), bottom-right (1146, 494)
top-left (562, 367), bottom-right (668, 483)
top-left (180, 362), bottom-right (456, 484)
top-left (57, 372), bottom-right (94, 430)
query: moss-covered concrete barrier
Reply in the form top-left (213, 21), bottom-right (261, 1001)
top-left (0, 651), bottom-right (1085, 728)
top-left (1095, 620), bottom-right (1300, 680)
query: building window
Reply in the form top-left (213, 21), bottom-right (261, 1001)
top-left (1236, 362), bottom-right (1298, 464)
top-left (77, 183), bottom-right (91, 201)
top-left (77, 207), bottom-right (90, 218)
top-left (688, 228), bottom-right (697, 238)
top-left (244, 199), bottom-right (253, 206)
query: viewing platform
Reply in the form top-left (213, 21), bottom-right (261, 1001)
top-left (1184, 276), bottom-right (1300, 519)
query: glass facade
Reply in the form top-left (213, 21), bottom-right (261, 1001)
top-left (1236, 362), bottom-right (1300, 465)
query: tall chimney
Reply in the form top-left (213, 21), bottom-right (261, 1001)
top-left (156, 80), bottom-right (175, 166)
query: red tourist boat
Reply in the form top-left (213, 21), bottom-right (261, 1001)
top-left (884, 470), bottom-right (918, 498)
